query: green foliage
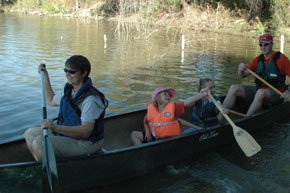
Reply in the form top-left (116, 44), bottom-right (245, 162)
top-left (270, 0), bottom-right (290, 29)
top-left (42, 2), bottom-right (65, 14)
top-left (16, 0), bottom-right (41, 9)
top-left (136, 1), bottom-right (161, 19)
top-left (165, 0), bottom-right (181, 9)
top-left (222, 0), bottom-right (247, 9)
top-left (255, 17), bottom-right (266, 34)
top-left (128, 0), bottom-right (182, 19)
top-left (14, 0), bottom-right (66, 13)
top-left (5, 0), bottom-right (290, 34)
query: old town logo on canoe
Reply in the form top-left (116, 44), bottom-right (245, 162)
top-left (199, 130), bottom-right (219, 141)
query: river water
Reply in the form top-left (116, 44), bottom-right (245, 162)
top-left (1, 13), bottom-right (290, 193)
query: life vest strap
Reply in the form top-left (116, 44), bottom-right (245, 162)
top-left (149, 120), bottom-right (178, 127)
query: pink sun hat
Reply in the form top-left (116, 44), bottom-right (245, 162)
top-left (152, 87), bottom-right (176, 101)
top-left (259, 34), bottom-right (273, 43)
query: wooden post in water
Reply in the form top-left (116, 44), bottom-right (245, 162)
top-left (181, 34), bottom-right (185, 63)
top-left (280, 34), bottom-right (284, 53)
top-left (104, 34), bottom-right (107, 49)
top-left (75, 0), bottom-right (80, 10)
top-left (281, 34), bottom-right (290, 84)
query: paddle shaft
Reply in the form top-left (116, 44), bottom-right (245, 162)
top-left (227, 109), bottom-right (246, 117)
top-left (178, 118), bottom-right (204, 130)
top-left (247, 69), bottom-right (283, 95)
top-left (207, 93), bottom-right (236, 127)
top-left (41, 70), bottom-right (57, 193)
top-left (41, 72), bottom-right (48, 120)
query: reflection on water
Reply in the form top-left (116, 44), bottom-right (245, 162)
top-left (1, 13), bottom-right (290, 193)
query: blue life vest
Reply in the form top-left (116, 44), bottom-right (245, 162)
top-left (58, 77), bottom-right (108, 142)
top-left (255, 52), bottom-right (286, 89)
top-left (190, 96), bottom-right (220, 127)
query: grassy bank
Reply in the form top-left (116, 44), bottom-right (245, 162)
top-left (1, 0), bottom-right (290, 38)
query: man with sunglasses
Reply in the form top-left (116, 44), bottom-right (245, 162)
top-left (221, 34), bottom-right (290, 117)
top-left (24, 55), bottom-right (108, 161)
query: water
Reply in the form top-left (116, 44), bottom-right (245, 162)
top-left (1, 13), bottom-right (290, 193)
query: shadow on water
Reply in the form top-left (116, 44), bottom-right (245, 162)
top-left (78, 154), bottom-right (267, 193)
top-left (0, 168), bottom-right (41, 193)
top-left (80, 121), bottom-right (290, 193)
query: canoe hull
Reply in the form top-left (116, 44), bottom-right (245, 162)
top-left (1, 100), bottom-right (290, 192)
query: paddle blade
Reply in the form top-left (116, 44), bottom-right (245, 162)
top-left (232, 125), bottom-right (261, 157)
top-left (42, 134), bottom-right (58, 193)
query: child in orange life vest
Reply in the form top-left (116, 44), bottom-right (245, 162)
top-left (131, 86), bottom-right (208, 145)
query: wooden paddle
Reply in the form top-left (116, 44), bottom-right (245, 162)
top-left (207, 93), bottom-right (261, 157)
top-left (247, 69), bottom-right (285, 96)
top-left (227, 109), bottom-right (247, 117)
top-left (40, 70), bottom-right (58, 193)
top-left (178, 118), bottom-right (204, 130)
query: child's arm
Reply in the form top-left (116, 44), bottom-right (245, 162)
top-left (143, 115), bottom-right (153, 141)
top-left (183, 89), bottom-right (208, 107)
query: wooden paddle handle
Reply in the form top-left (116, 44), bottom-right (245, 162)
top-left (207, 93), bottom-right (236, 127)
top-left (178, 118), bottom-right (204, 130)
top-left (247, 69), bottom-right (283, 95)
top-left (227, 109), bottom-right (246, 117)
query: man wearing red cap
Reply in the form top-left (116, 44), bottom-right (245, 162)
top-left (221, 33), bottom-right (290, 116)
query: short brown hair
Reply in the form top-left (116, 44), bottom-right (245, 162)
top-left (65, 55), bottom-right (91, 79)
top-left (198, 78), bottom-right (213, 91)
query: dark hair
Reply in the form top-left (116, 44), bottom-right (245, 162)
top-left (65, 55), bottom-right (91, 79)
top-left (198, 78), bottom-right (213, 91)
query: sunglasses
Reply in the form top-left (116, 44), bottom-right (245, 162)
top-left (259, 43), bottom-right (270, 47)
top-left (63, 68), bottom-right (78, 74)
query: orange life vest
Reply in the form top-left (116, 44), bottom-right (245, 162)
top-left (147, 102), bottom-right (181, 139)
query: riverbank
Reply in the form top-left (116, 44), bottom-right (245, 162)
top-left (1, 1), bottom-right (290, 39)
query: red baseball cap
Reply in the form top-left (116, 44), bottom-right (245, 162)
top-left (259, 34), bottom-right (273, 43)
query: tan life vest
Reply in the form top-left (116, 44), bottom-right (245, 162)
top-left (147, 102), bottom-right (181, 139)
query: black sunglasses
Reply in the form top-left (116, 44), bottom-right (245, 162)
top-left (259, 43), bottom-right (270, 47)
top-left (63, 68), bottom-right (78, 74)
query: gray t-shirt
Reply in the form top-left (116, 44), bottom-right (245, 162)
top-left (53, 90), bottom-right (105, 123)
